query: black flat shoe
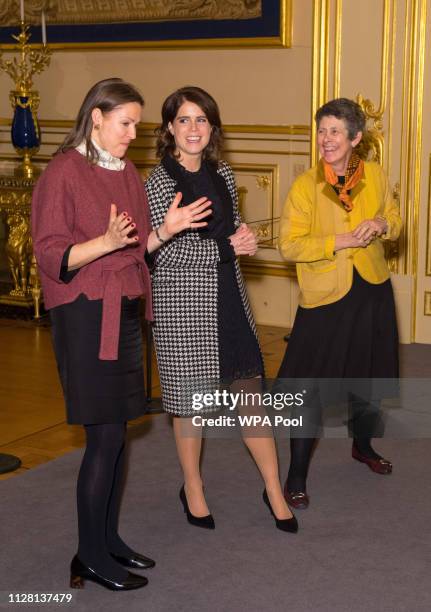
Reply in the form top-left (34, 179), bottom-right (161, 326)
top-left (179, 485), bottom-right (215, 530)
top-left (111, 552), bottom-right (155, 570)
top-left (70, 555), bottom-right (148, 591)
top-left (262, 490), bottom-right (298, 533)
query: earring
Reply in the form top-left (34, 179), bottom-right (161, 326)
top-left (94, 124), bottom-right (100, 130)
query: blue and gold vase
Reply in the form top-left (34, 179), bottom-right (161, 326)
top-left (10, 90), bottom-right (40, 178)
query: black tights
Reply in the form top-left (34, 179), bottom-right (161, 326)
top-left (286, 394), bottom-right (384, 492)
top-left (286, 436), bottom-right (383, 493)
top-left (76, 423), bottom-right (133, 579)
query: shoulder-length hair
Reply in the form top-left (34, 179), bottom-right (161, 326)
top-left (58, 77), bottom-right (144, 164)
top-left (156, 86), bottom-right (223, 163)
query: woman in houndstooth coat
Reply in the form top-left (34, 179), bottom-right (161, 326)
top-left (145, 86), bottom-right (297, 532)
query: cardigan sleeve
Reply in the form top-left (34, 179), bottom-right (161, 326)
top-left (278, 177), bottom-right (336, 263)
top-left (31, 162), bottom-right (78, 283)
top-left (375, 167), bottom-right (402, 242)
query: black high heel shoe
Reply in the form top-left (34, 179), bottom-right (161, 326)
top-left (111, 552), bottom-right (155, 570)
top-left (262, 490), bottom-right (298, 533)
top-left (179, 485), bottom-right (215, 530)
top-left (70, 555), bottom-right (148, 591)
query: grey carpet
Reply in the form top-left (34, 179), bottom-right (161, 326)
top-left (399, 343), bottom-right (431, 376)
top-left (1, 413), bottom-right (430, 612)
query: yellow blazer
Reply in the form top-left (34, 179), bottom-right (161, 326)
top-left (278, 160), bottom-right (402, 308)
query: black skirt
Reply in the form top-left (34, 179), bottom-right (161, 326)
top-left (277, 268), bottom-right (399, 379)
top-left (276, 269), bottom-right (399, 438)
top-left (50, 294), bottom-right (146, 425)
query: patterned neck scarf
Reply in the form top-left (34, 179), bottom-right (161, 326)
top-left (322, 151), bottom-right (364, 211)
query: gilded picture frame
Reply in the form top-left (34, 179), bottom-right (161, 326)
top-left (0, 1), bottom-right (292, 50)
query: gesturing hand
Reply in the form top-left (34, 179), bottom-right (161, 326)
top-left (229, 223), bottom-right (258, 256)
top-left (102, 204), bottom-right (139, 252)
top-left (352, 218), bottom-right (387, 242)
top-left (163, 192), bottom-right (212, 238)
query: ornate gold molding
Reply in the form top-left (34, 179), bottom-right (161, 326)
top-left (424, 291), bottom-right (431, 316)
top-left (425, 155), bottom-right (431, 276)
top-left (333, 0), bottom-right (342, 98)
top-left (0, 118), bottom-right (311, 136)
top-left (0, 1), bottom-right (292, 50)
top-left (402, 0), bottom-right (427, 339)
top-left (355, 94), bottom-right (384, 165)
top-left (241, 258), bottom-right (296, 278)
top-left (311, 0), bottom-right (330, 165)
top-left (256, 176), bottom-right (271, 190)
top-left (231, 162), bottom-right (278, 246)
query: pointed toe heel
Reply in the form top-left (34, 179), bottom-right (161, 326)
top-left (179, 485), bottom-right (215, 530)
top-left (263, 490), bottom-right (298, 533)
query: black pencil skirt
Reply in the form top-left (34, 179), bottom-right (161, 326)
top-left (50, 294), bottom-right (146, 425)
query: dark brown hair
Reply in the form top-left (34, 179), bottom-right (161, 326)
top-left (155, 86), bottom-right (223, 163)
top-left (315, 98), bottom-right (366, 140)
top-left (58, 77), bottom-right (144, 163)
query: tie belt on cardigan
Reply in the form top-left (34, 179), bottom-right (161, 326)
top-left (99, 261), bottom-right (152, 360)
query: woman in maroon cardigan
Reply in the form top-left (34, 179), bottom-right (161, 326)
top-left (31, 78), bottom-right (210, 592)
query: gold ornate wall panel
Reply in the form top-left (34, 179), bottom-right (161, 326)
top-left (311, 0), bottom-right (330, 165)
top-left (426, 156), bottom-right (431, 276)
top-left (424, 291), bottom-right (431, 316)
top-left (313, 0), bottom-right (395, 166)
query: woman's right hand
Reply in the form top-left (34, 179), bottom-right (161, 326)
top-left (334, 231), bottom-right (374, 252)
top-left (229, 223), bottom-right (258, 256)
top-left (162, 192), bottom-right (212, 238)
top-left (102, 204), bottom-right (139, 252)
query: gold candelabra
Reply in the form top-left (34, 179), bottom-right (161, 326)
top-left (0, 20), bottom-right (52, 178)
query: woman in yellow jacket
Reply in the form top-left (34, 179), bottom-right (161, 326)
top-left (277, 98), bottom-right (402, 509)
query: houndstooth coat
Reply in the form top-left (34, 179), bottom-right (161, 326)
top-left (145, 160), bottom-right (259, 416)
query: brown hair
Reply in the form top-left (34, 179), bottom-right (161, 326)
top-left (58, 77), bottom-right (144, 163)
top-left (156, 86), bottom-right (223, 163)
top-left (315, 98), bottom-right (366, 140)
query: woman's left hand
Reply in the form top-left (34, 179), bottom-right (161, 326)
top-left (229, 223), bottom-right (258, 256)
top-left (162, 191), bottom-right (212, 239)
top-left (352, 217), bottom-right (387, 243)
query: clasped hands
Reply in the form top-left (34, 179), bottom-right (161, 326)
top-left (335, 217), bottom-right (387, 251)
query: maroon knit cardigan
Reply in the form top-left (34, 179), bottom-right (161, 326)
top-left (31, 149), bottom-right (153, 360)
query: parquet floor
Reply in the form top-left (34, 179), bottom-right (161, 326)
top-left (0, 317), bottom-right (289, 480)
